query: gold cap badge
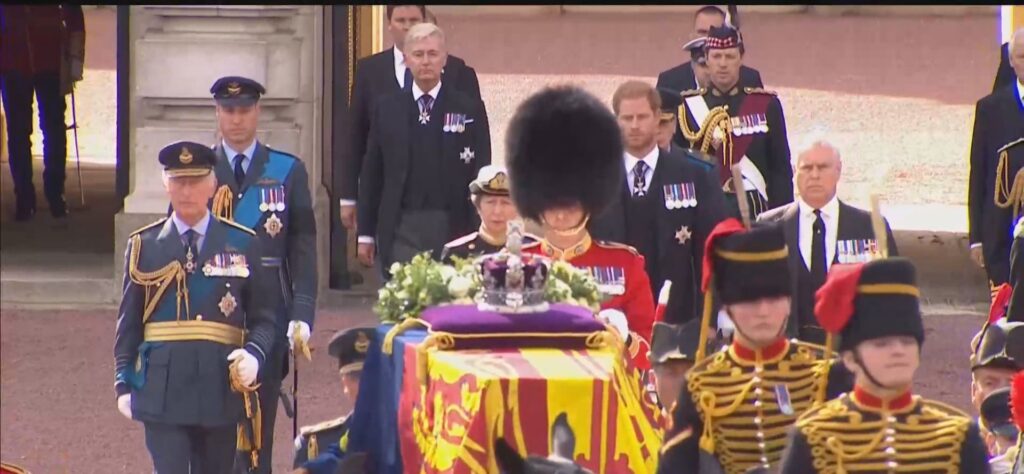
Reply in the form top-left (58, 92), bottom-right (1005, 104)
top-left (180, 146), bottom-right (194, 164)
top-left (226, 82), bottom-right (242, 96)
top-left (488, 172), bottom-right (509, 191)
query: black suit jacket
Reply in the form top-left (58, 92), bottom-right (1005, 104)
top-left (994, 42), bottom-right (1015, 93)
top-left (341, 47), bottom-right (487, 201)
top-left (212, 142), bottom-right (317, 330)
top-left (357, 85), bottom-right (490, 265)
top-left (656, 61), bottom-right (763, 93)
top-left (968, 84), bottom-right (1024, 285)
top-left (757, 200), bottom-right (898, 339)
top-left (590, 148), bottom-right (728, 324)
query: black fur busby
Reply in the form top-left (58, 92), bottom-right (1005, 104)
top-left (704, 219), bottom-right (791, 305)
top-left (816, 258), bottom-right (924, 352)
top-left (505, 85), bottom-right (624, 223)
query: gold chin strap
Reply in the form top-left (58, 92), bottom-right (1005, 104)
top-left (543, 213), bottom-right (591, 238)
top-left (212, 184), bottom-right (235, 221)
top-left (128, 234), bottom-right (190, 323)
top-left (995, 149), bottom-right (1024, 220)
top-left (677, 104), bottom-right (734, 169)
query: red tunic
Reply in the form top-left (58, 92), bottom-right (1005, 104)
top-left (524, 234), bottom-right (657, 369)
top-left (0, 5), bottom-right (85, 75)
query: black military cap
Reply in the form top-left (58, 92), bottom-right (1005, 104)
top-left (158, 141), bottom-right (217, 178)
top-left (682, 36), bottom-right (708, 66)
top-left (703, 219), bottom-right (791, 305)
top-left (972, 320), bottom-right (1024, 371)
top-left (816, 258), bottom-right (924, 352)
top-left (327, 327), bottom-right (375, 375)
top-left (650, 319), bottom-right (701, 366)
top-left (981, 387), bottom-right (1019, 439)
top-left (210, 76), bottom-right (266, 106)
top-left (657, 87), bottom-right (683, 124)
top-left (469, 165), bottom-right (511, 196)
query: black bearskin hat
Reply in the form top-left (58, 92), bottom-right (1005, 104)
top-left (702, 219), bottom-right (791, 305)
top-left (505, 85), bottom-right (624, 223)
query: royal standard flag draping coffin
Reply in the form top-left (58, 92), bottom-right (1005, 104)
top-left (392, 303), bottom-right (664, 473)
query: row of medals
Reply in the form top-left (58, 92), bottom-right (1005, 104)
top-left (730, 113), bottom-right (769, 136)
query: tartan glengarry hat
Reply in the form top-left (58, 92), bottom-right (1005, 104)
top-left (650, 319), bottom-right (702, 366)
top-left (701, 219), bottom-right (791, 305)
top-left (815, 258), bottom-right (924, 352)
top-left (469, 165), bottom-right (511, 196)
top-left (159, 141), bottom-right (217, 178)
top-left (210, 76), bottom-right (266, 106)
top-left (328, 327), bottom-right (375, 375)
top-left (506, 85), bottom-right (624, 223)
top-left (705, 24), bottom-right (742, 51)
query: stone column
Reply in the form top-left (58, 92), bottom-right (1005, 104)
top-left (115, 5), bottom-right (328, 295)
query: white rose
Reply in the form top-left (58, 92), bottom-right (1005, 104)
top-left (438, 266), bottom-right (457, 282)
top-left (448, 276), bottom-right (472, 298)
top-left (390, 262), bottom-right (402, 275)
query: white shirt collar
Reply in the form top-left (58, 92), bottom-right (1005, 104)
top-left (624, 145), bottom-right (660, 174)
top-left (394, 46), bottom-right (407, 88)
top-left (412, 80), bottom-right (442, 101)
top-left (171, 210), bottom-right (211, 237)
top-left (222, 139), bottom-right (257, 164)
top-left (394, 46), bottom-right (405, 67)
top-left (798, 194), bottom-right (839, 219)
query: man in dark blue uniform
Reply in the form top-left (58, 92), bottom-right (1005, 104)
top-left (292, 327), bottom-right (373, 472)
top-left (205, 75), bottom-right (319, 473)
top-left (113, 141), bottom-right (277, 473)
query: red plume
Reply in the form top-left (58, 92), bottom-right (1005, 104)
top-left (988, 283), bottom-right (1012, 324)
top-left (701, 218), bottom-right (747, 292)
top-left (1012, 371), bottom-right (1024, 430)
top-left (814, 263), bottom-right (866, 333)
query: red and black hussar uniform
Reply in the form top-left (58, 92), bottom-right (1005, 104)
top-left (781, 258), bottom-right (990, 473)
top-left (675, 24), bottom-right (793, 221)
top-left (504, 84), bottom-right (657, 370)
top-left (658, 219), bottom-right (852, 474)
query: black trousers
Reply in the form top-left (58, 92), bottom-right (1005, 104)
top-left (144, 421), bottom-right (237, 474)
top-left (0, 71), bottom-right (67, 209)
top-left (236, 337), bottom-right (287, 473)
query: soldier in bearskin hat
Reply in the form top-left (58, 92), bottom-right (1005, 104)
top-left (658, 218), bottom-right (852, 474)
top-left (780, 258), bottom-right (990, 473)
top-left (506, 85), bottom-right (658, 370)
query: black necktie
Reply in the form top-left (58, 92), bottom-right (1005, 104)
top-left (403, 67), bottom-right (413, 92)
top-left (233, 154), bottom-right (246, 186)
top-left (632, 161), bottom-right (649, 197)
top-left (183, 229), bottom-right (199, 273)
top-left (810, 209), bottom-right (827, 289)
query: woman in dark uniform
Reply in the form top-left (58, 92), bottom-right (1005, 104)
top-left (440, 165), bottom-right (533, 262)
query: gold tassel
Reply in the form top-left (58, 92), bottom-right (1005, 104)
top-left (995, 150), bottom-right (1024, 220)
top-left (382, 318), bottom-right (427, 354)
top-left (212, 184), bottom-right (235, 221)
top-left (230, 357), bottom-right (262, 468)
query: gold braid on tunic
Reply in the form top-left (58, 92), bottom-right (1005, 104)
top-left (795, 394), bottom-right (971, 473)
top-left (994, 147), bottom-right (1024, 220)
top-left (677, 101), bottom-right (734, 171)
top-left (127, 233), bottom-right (190, 323)
top-left (212, 184), bottom-right (235, 221)
top-left (687, 341), bottom-right (833, 474)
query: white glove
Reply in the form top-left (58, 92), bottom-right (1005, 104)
top-left (227, 349), bottom-right (260, 387)
top-left (287, 321), bottom-right (311, 352)
top-left (117, 393), bottom-right (133, 420)
top-left (598, 309), bottom-right (630, 339)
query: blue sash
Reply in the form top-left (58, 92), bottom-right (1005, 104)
top-left (235, 151), bottom-right (295, 230)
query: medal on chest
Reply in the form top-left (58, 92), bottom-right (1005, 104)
top-left (731, 113), bottom-right (769, 136)
top-left (587, 266), bottom-right (626, 296)
top-left (202, 252), bottom-right (251, 278)
top-left (219, 291), bottom-right (238, 317)
top-left (663, 182), bottom-right (697, 209)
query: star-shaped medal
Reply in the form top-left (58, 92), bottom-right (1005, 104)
top-left (675, 225), bottom-right (692, 245)
top-left (460, 147), bottom-right (475, 164)
top-left (219, 292), bottom-right (238, 317)
top-left (264, 213), bottom-right (283, 238)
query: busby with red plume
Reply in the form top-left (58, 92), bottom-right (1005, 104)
top-left (814, 257), bottom-right (923, 352)
top-left (701, 218), bottom-right (790, 305)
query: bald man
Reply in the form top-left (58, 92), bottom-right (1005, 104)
top-left (757, 141), bottom-right (897, 344)
top-left (969, 28), bottom-right (1024, 298)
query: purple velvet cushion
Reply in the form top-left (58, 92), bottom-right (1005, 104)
top-left (418, 303), bottom-right (605, 350)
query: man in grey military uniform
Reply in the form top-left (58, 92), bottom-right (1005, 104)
top-left (205, 76), bottom-right (319, 472)
top-left (113, 141), bottom-right (277, 473)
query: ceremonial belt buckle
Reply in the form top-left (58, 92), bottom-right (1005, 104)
top-left (143, 320), bottom-right (246, 346)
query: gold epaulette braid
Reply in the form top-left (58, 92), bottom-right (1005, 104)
top-left (212, 184), bottom-right (235, 221)
top-left (677, 104), bottom-right (734, 170)
top-left (128, 234), bottom-right (189, 323)
top-left (308, 433), bottom-right (319, 460)
top-left (231, 358), bottom-right (262, 469)
top-left (995, 148), bottom-right (1024, 219)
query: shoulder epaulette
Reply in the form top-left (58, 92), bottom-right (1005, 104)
top-left (743, 87), bottom-right (778, 96)
top-left (444, 232), bottom-right (478, 249)
top-left (998, 137), bottom-right (1024, 154)
top-left (681, 151), bottom-right (715, 170)
top-left (215, 216), bottom-right (257, 236)
top-left (130, 217), bottom-right (168, 237)
top-left (921, 399), bottom-right (971, 419)
top-left (680, 87), bottom-right (705, 98)
top-left (299, 415), bottom-right (348, 436)
top-left (795, 396), bottom-right (846, 428)
top-left (791, 339), bottom-right (830, 356)
top-left (595, 240), bottom-right (640, 256)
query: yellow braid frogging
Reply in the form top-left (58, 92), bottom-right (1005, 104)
top-left (995, 149), bottom-right (1024, 220)
top-left (128, 234), bottom-right (190, 323)
top-left (212, 184), bottom-right (235, 221)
